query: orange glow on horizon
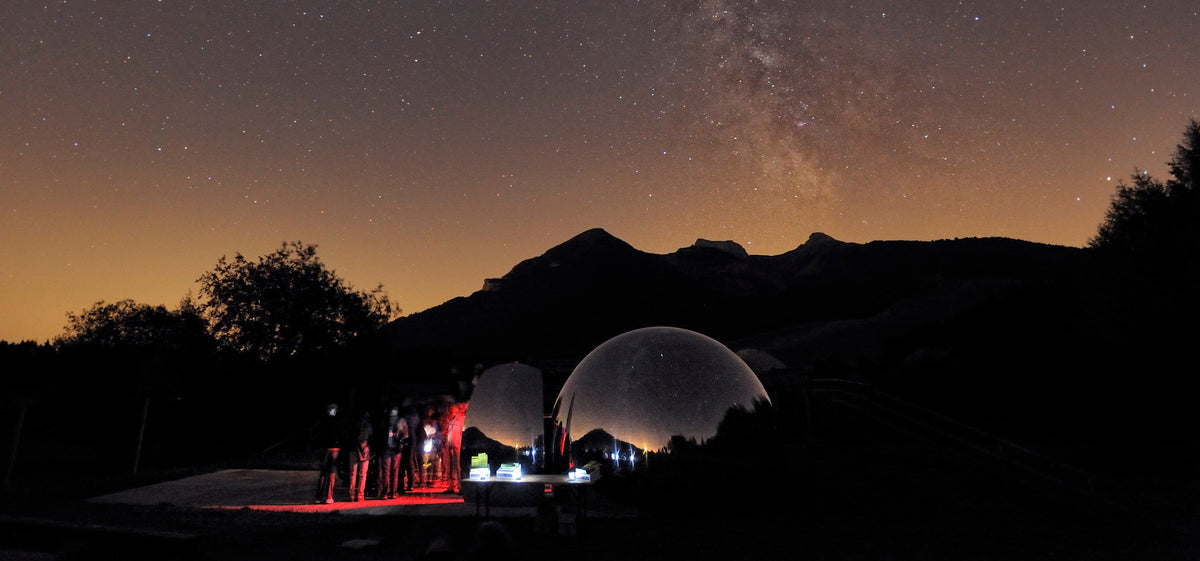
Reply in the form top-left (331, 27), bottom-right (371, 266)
top-left (3, 2), bottom-right (1196, 343)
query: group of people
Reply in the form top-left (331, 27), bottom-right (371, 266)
top-left (314, 400), bottom-right (467, 504)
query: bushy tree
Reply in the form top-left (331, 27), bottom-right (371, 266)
top-left (1089, 170), bottom-right (1172, 256)
top-left (56, 298), bottom-right (211, 351)
top-left (1090, 119), bottom-right (1200, 267)
top-left (197, 241), bottom-right (398, 361)
top-left (1167, 118), bottom-right (1200, 195)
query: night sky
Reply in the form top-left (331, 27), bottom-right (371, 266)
top-left (3, 1), bottom-right (1197, 343)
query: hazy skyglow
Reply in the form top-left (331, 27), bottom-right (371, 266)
top-left (3, 1), bottom-right (1197, 342)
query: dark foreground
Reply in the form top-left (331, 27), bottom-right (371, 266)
top-left (3, 436), bottom-right (1197, 561)
top-left (0, 498), bottom-right (1185, 561)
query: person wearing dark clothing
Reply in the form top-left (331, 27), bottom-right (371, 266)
top-left (349, 411), bottom-right (373, 502)
top-left (397, 410), bottom-right (413, 492)
top-left (405, 406), bottom-right (424, 490)
top-left (314, 403), bottom-right (342, 504)
top-left (442, 402), bottom-right (467, 494)
top-left (375, 406), bottom-right (406, 499)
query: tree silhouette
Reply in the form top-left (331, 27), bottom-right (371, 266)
top-left (57, 298), bottom-right (210, 351)
top-left (197, 241), bottom-right (397, 361)
top-left (1168, 118), bottom-right (1200, 195)
top-left (1090, 119), bottom-right (1200, 271)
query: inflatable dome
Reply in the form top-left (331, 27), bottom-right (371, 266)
top-left (549, 326), bottom-right (773, 501)
top-left (461, 363), bottom-right (545, 473)
top-left (459, 363), bottom-right (548, 507)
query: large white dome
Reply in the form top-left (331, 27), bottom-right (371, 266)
top-left (552, 326), bottom-right (771, 456)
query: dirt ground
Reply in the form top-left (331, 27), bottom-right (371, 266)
top-left (1, 493), bottom-right (1190, 561)
top-left (3, 444), bottom-right (1196, 561)
top-left (3, 405), bottom-right (1198, 561)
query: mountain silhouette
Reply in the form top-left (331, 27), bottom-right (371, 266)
top-left (385, 227), bottom-right (1085, 370)
top-left (383, 227), bottom-right (1200, 475)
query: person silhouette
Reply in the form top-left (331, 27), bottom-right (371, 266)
top-left (375, 406), bottom-right (405, 499)
top-left (349, 410), bottom-right (372, 501)
top-left (405, 406), bottom-right (424, 490)
top-left (314, 403), bottom-right (341, 504)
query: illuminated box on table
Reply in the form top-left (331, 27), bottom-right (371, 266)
top-left (495, 463), bottom-right (523, 480)
top-left (567, 468), bottom-right (591, 482)
top-left (470, 453), bottom-right (488, 469)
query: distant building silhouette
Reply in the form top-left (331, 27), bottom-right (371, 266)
top-left (481, 278), bottom-right (504, 292)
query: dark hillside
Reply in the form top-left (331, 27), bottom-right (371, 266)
top-left (385, 229), bottom-right (1086, 367)
top-left (385, 228), bottom-right (734, 363)
top-left (384, 228), bottom-right (1198, 479)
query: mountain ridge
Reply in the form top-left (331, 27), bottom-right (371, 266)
top-left (381, 227), bottom-right (1198, 474)
top-left (385, 227), bottom-right (1084, 364)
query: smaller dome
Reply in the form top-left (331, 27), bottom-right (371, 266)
top-left (459, 363), bottom-right (549, 508)
top-left (461, 363), bottom-right (545, 473)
